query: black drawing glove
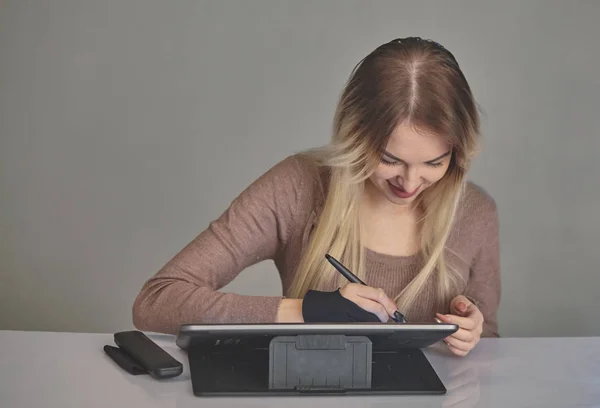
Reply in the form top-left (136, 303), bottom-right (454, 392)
top-left (301, 289), bottom-right (381, 323)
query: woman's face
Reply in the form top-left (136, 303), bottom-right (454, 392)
top-left (368, 121), bottom-right (452, 206)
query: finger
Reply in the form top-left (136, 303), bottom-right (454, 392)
top-left (436, 312), bottom-right (479, 331)
top-left (350, 297), bottom-right (389, 323)
top-left (450, 295), bottom-right (475, 316)
top-left (445, 335), bottom-right (473, 353)
top-left (338, 282), bottom-right (362, 296)
top-left (355, 286), bottom-right (399, 318)
top-left (447, 327), bottom-right (476, 343)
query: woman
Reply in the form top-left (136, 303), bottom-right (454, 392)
top-left (132, 37), bottom-right (501, 356)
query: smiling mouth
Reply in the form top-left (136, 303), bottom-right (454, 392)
top-left (388, 181), bottom-right (421, 198)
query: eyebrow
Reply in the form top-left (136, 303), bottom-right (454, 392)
top-left (383, 150), bottom-right (451, 164)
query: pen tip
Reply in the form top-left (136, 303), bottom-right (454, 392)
top-left (393, 311), bottom-right (406, 323)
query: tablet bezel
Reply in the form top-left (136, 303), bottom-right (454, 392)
top-left (175, 322), bottom-right (458, 350)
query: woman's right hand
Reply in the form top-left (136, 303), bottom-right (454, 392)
top-left (339, 283), bottom-right (400, 322)
top-left (300, 284), bottom-right (400, 323)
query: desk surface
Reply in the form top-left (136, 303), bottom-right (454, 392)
top-left (1, 330), bottom-right (598, 408)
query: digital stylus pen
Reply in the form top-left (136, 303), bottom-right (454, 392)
top-left (325, 254), bottom-right (407, 323)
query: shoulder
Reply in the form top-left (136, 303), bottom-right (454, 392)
top-left (274, 153), bottom-right (325, 189)
top-left (259, 153), bottom-right (326, 201)
top-left (211, 153), bottom-right (326, 251)
top-left (249, 153), bottom-right (327, 220)
top-left (461, 182), bottom-right (498, 216)
top-left (455, 181), bottom-right (499, 236)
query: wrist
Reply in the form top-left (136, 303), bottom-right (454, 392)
top-left (275, 298), bottom-right (304, 323)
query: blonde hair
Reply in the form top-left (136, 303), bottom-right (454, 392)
top-left (288, 37), bottom-right (481, 315)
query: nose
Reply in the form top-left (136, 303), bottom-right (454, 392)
top-left (398, 165), bottom-right (420, 191)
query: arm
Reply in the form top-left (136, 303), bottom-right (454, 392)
top-left (464, 200), bottom-right (501, 338)
top-left (132, 156), bottom-right (306, 334)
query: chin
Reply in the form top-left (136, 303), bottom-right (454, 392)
top-left (387, 194), bottom-right (417, 206)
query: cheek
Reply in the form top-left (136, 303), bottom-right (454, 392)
top-left (371, 166), bottom-right (397, 182)
top-left (424, 165), bottom-right (450, 184)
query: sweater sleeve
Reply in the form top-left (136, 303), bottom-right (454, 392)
top-left (132, 155), bottom-right (307, 334)
top-left (464, 198), bottom-right (502, 338)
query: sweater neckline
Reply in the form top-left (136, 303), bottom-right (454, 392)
top-left (365, 247), bottom-right (421, 266)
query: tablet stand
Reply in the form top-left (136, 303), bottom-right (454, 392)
top-left (187, 332), bottom-right (447, 396)
top-left (269, 334), bottom-right (371, 390)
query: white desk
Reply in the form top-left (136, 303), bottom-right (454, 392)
top-left (1, 330), bottom-right (598, 407)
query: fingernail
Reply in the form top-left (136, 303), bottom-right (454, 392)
top-left (458, 302), bottom-right (466, 311)
top-left (436, 313), bottom-right (451, 323)
top-left (434, 318), bottom-right (442, 323)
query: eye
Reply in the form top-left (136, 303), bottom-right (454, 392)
top-left (426, 162), bottom-right (444, 168)
top-left (381, 157), bottom-right (401, 166)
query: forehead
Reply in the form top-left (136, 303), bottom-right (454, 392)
top-left (385, 122), bottom-right (450, 162)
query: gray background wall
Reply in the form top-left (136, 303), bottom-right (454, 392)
top-left (1, 0), bottom-right (599, 337)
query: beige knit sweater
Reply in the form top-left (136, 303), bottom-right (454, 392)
top-left (132, 154), bottom-right (501, 337)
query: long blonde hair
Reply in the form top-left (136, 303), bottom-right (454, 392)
top-left (288, 37), bottom-right (481, 315)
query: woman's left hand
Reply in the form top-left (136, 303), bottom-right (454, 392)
top-left (436, 295), bottom-right (484, 356)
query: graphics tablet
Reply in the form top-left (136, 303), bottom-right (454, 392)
top-left (176, 322), bottom-right (458, 397)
